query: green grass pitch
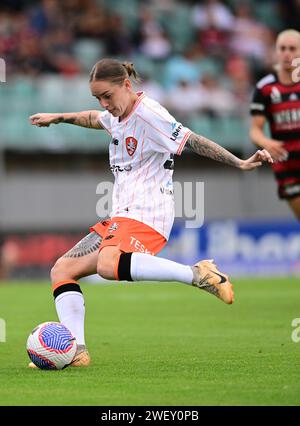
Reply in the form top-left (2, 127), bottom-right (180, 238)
top-left (0, 278), bottom-right (300, 406)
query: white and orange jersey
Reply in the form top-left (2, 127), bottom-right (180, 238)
top-left (97, 92), bottom-right (192, 240)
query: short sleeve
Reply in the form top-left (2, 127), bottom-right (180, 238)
top-left (250, 87), bottom-right (268, 116)
top-left (143, 102), bottom-right (192, 156)
top-left (97, 110), bottom-right (112, 135)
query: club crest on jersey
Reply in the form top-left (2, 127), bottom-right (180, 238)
top-left (270, 87), bottom-right (282, 104)
top-left (125, 137), bottom-right (138, 156)
top-left (108, 222), bottom-right (118, 232)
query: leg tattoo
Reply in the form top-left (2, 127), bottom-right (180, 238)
top-left (63, 232), bottom-right (102, 258)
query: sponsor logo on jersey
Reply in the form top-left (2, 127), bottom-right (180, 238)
top-left (160, 180), bottom-right (174, 195)
top-left (273, 108), bottom-right (300, 125)
top-left (289, 93), bottom-right (298, 101)
top-left (160, 187), bottom-right (173, 195)
top-left (129, 236), bottom-right (154, 255)
top-left (112, 138), bottom-right (119, 145)
top-left (170, 122), bottom-right (182, 141)
top-left (104, 234), bottom-right (115, 240)
top-left (110, 164), bottom-right (132, 172)
top-left (126, 137), bottom-right (138, 156)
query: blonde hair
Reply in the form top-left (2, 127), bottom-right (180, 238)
top-left (89, 58), bottom-right (140, 84)
top-left (276, 29), bottom-right (300, 46)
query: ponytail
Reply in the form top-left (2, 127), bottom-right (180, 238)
top-left (90, 58), bottom-right (140, 84)
top-left (122, 62), bottom-right (140, 82)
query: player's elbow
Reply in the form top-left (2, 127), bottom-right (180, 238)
top-left (249, 126), bottom-right (255, 141)
top-left (249, 127), bottom-right (260, 147)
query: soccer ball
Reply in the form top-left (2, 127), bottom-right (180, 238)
top-left (26, 322), bottom-right (77, 370)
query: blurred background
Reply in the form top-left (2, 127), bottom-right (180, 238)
top-left (0, 0), bottom-right (300, 280)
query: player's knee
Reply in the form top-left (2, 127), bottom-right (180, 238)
top-left (97, 260), bottom-right (113, 280)
top-left (97, 250), bottom-right (117, 280)
top-left (50, 257), bottom-right (72, 283)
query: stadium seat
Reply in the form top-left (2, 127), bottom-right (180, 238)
top-left (253, 0), bottom-right (282, 29)
top-left (102, 0), bottom-right (139, 31)
top-left (188, 116), bottom-right (214, 138)
top-left (161, 4), bottom-right (195, 51)
top-left (74, 39), bottom-right (105, 71)
top-left (187, 116), bottom-right (249, 150)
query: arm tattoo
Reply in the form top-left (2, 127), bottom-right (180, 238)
top-left (56, 113), bottom-right (102, 129)
top-left (58, 116), bottom-right (76, 124)
top-left (63, 232), bottom-right (102, 258)
top-left (186, 132), bottom-right (242, 168)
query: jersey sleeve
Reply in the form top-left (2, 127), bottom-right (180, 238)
top-left (144, 103), bottom-right (192, 156)
top-left (97, 110), bottom-right (112, 135)
top-left (250, 87), bottom-right (268, 116)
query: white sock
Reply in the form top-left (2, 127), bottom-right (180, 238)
top-left (55, 291), bottom-right (86, 346)
top-left (130, 252), bottom-right (193, 284)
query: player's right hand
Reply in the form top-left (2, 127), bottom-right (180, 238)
top-left (29, 113), bottom-right (61, 127)
top-left (264, 139), bottom-right (288, 162)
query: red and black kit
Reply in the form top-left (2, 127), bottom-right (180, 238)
top-left (250, 73), bottom-right (300, 199)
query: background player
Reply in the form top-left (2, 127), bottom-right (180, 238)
top-left (250, 29), bottom-right (300, 219)
top-left (30, 58), bottom-right (272, 367)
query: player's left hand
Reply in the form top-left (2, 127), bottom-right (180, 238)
top-left (240, 149), bottom-right (273, 171)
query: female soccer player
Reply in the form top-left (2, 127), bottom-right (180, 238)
top-left (30, 58), bottom-right (272, 367)
top-left (250, 29), bottom-right (300, 218)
